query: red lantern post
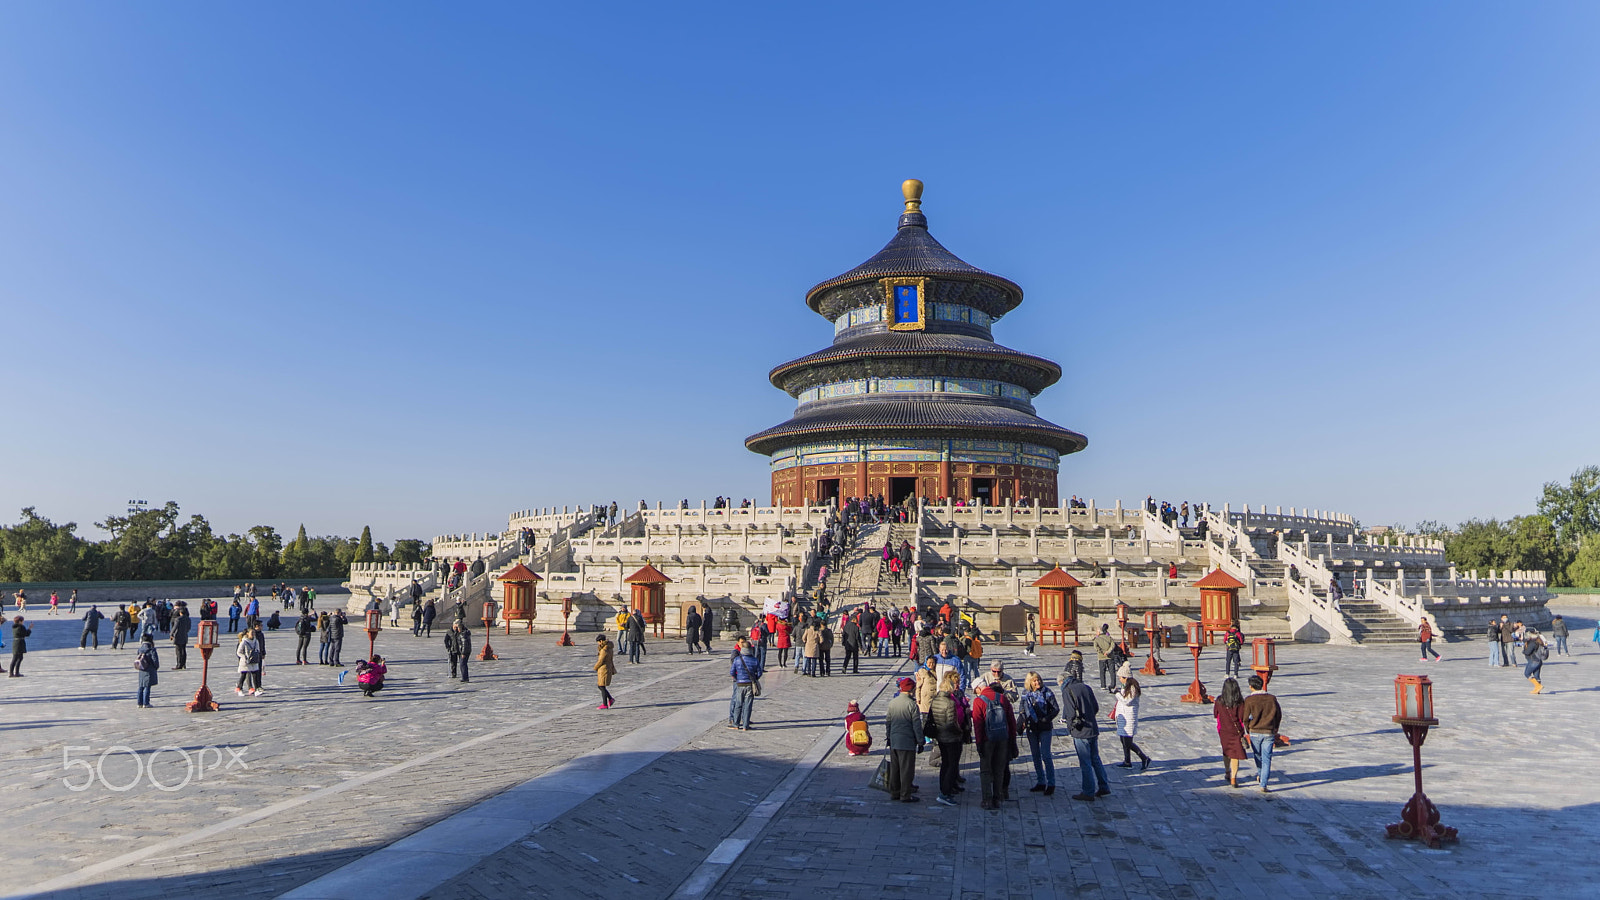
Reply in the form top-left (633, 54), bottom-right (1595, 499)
top-left (1180, 621), bottom-right (1209, 703)
top-left (558, 595), bottom-right (575, 647)
top-left (185, 619), bottom-right (221, 713)
top-left (479, 598), bottom-right (499, 661)
top-left (365, 609), bottom-right (382, 660)
top-left (1140, 610), bottom-right (1165, 676)
top-left (1385, 675), bottom-right (1458, 847)
top-left (1115, 600), bottom-right (1130, 644)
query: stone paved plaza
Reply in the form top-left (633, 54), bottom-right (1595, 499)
top-left (2, 606), bottom-right (1597, 900)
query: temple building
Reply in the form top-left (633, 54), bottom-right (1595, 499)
top-left (746, 180), bottom-right (1087, 507)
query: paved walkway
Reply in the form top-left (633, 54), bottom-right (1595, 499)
top-left (3, 606), bottom-right (1598, 899)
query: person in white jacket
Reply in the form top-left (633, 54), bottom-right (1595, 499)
top-left (1113, 677), bottom-right (1152, 770)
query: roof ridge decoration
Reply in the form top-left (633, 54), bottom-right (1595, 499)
top-left (804, 181), bottom-right (1023, 314)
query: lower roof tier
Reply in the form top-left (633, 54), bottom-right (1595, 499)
top-left (769, 332), bottom-right (1062, 396)
top-left (744, 397), bottom-right (1088, 457)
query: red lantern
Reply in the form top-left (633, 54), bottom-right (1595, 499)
top-left (1031, 567), bottom-right (1081, 646)
top-left (1250, 637), bottom-right (1278, 688)
top-left (1140, 610), bottom-right (1164, 676)
top-left (1392, 674), bottom-right (1437, 726)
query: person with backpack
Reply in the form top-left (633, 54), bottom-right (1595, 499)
top-left (1222, 625), bottom-right (1245, 678)
top-left (971, 669), bottom-right (1017, 810)
top-left (884, 677), bottom-right (922, 801)
top-left (1061, 659), bottom-right (1111, 802)
top-left (1418, 618), bottom-right (1441, 662)
top-left (1114, 676), bottom-right (1153, 771)
top-left (1019, 671), bottom-right (1059, 795)
top-left (844, 700), bottom-right (872, 755)
top-left (1524, 628), bottom-right (1549, 694)
top-left (134, 634), bottom-right (160, 707)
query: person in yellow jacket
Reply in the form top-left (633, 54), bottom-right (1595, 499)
top-left (614, 609), bottom-right (631, 658)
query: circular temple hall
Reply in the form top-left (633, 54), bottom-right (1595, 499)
top-left (746, 180), bottom-right (1087, 507)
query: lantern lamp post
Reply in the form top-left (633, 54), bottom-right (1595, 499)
top-left (1180, 621), bottom-right (1209, 703)
top-left (365, 609), bottom-right (382, 660)
top-left (1115, 600), bottom-right (1130, 644)
top-left (185, 619), bottom-right (221, 713)
top-left (1250, 637), bottom-right (1279, 689)
top-left (1385, 674), bottom-right (1458, 847)
top-left (479, 598), bottom-right (499, 661)
top-left (558, 596), bottom-right (575, 647)
top-left (1140, 610), bottom-right (1165, 676)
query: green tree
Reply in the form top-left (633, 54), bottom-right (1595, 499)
top-left (1443, 515), bottom-right (1571, 584)
top-left (248, 525), bottom-right (283, 579)
top-left (1568, 536), bottom-right (1600, 588)
top-left (0, 508), bottom-right (86, 581)
top-left (1538, 465), bottom-right (1600, 547)
top-left (390, 539), bottom-right (429, 566)
top-left (354, 526), bottom-right (375, 564)
top-left (95, 501), bottom-right (194, 580)
top-left (281, 524), bottom-right (311, 577)
top-left (197, 534), bottom-right (254, 579)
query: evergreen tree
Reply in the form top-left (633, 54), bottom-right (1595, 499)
top-left (354, 525), bottom-right (375, 564)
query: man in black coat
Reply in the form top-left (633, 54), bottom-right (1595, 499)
top-left (685, 607), bottom-right (703, 654)
top-left (330, 610), bottom-right (347, 666)
top-left (448, 623), bottom-right (473, 683)
top-left (700, 606), bottom-right (715, 653)
top-left (841, 614), bottom-right (862, 674)
top-left (80, 606), bottom-right (105, 650)
top-left (171, 602), bottom-right (191, 669)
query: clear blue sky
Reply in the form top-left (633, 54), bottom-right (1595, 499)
top-left (2, 3), bottom-right (1597, 542)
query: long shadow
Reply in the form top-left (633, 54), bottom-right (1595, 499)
top-left (0, 718), bottom-right (98, 731)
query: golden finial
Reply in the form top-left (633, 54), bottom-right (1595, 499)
top-left (902, 179), bottom-right (924, 213)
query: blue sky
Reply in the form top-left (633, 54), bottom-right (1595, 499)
top-left (2, 3), bottom-right (1597, 542)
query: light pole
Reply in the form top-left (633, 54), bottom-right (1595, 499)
top-left (365, 609), bottom-right (382, 660)
top-left (1180, 621), bottom-right (1209, 703)
top-left (479, 597), bottom-right (499, 660)
top-left (1385, 674), bottom-right (1458, 847)
top-left (185, 619), bottom-right (220, 712)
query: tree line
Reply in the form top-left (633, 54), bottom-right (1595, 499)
top-left (1415, 465), bottom-right (1600, 588)
top-left (0, 502), bottom-right (430, 583)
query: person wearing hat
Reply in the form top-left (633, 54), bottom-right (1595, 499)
top-left (844, 700), bottom-right (872, 755)
top-left (595, 633), bottom-right (618, 709)
top-left (884, 677), bottom-right (922, 802)
top-left (985, 660), bottom-right (1019, 704)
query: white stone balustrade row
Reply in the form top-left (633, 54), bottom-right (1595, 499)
top-left (536, 567), bottom-right (798, 602)
top-left (1224, 503), bottom-right (1357, 535)
top-left (1276, 533), bottom-right (1447, 568)
top-left (640, 505), bottom-right (832, 529)
top-left (923, 500), bottom-right (1143, 530)
top-left (916, 532), bottom-right (1203, 566)
top-left (571, 532), bottom-right (814, 564)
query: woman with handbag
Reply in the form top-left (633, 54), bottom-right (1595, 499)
top-left (1213, 677), bottom-right (1248, 787)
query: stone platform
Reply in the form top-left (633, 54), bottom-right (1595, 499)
top-left (2, 607), bottom-right (1597, 899)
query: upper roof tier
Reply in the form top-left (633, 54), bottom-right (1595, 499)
top-left (805, 181), bottom-right (1024, 320)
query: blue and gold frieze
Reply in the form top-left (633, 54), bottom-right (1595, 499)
top-left (768, 438), bottom-right (1061, 472)
top-left (797, 376), bottom-right (1033, 405)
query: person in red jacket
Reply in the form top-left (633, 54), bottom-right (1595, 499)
top-left (971, 673), bottom-right (1019, 810)
top-left (774, 619), bottom-right (792, 668)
